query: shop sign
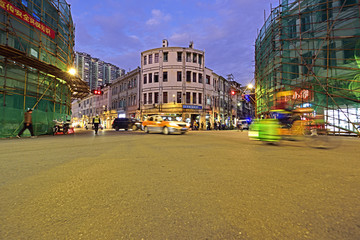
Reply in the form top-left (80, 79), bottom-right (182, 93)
top-left (0, 0), bottom-right (56, 39)
top-left (183, 105), bottom-right (202, 110)
top-left (292, 88), bottom-right (312, 101)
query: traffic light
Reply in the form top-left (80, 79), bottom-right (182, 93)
top-left (231, 90), bottom-right (236, 96)
top-left (92, 90), bottom-right (103, 95)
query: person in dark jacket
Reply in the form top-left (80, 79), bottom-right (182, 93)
top-left (17, 109), bottom-right (35, 138)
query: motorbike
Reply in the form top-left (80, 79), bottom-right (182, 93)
top-left (53, 119), bottom-right (71, 135)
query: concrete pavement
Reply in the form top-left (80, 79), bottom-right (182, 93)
top-left (0, 130), bottom-right (359, 239)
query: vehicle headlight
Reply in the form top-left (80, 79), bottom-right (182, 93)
top-left (169, 122), bottom-right (178, 127)
top-left (186, 123), bottom-right (190, 127)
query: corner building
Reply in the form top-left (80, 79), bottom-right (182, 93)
top-left (140, 40), bottom-right (217, 126)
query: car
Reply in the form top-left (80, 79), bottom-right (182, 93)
top-left (112, 118), bottom-right (141, 131)
top-left (142, 115), bottom-right (190, 135)
top-left (238, 120), bottom-right (250, 130)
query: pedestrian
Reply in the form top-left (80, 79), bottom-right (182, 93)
top-left (17, 108), bottom-right (35, 138)
top-left (214, 121), bottom-right (217, 130)
top-left (201, 122), bottom-right (204, 130)
top-left (207, 122), bottom-right (211, 130)
top-left (93, 115), bottom-right (101, 134)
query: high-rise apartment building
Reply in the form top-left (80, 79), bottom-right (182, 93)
top-left (75, 52), bottom-right (125, 90)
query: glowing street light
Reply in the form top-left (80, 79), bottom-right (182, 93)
top-left (247, 83), bottom-right (254, 89)
top-left (68, 68), bottom-right (76, 75)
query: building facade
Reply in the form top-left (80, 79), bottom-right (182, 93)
top-left (255, 0), bottom-right (360, 135)
top-left (111, 67), bottom-right (141, 119)
top-left (72, 40), bottom-right (254, 129)
top-left (72, 85), bottom-right (113, 128)
top-left (0, 0), bottom-right (88, 138)
top-left (140, 40), bottom-right (224, 128)
top-left (75, 51), bottom-right (125, 90)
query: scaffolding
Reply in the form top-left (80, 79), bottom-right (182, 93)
top-left (255, 0), bottom-right (360, 136)
top-left (0, 0), bottom-right (89, 138)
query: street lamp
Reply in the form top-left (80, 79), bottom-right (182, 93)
top-left (173, 94), bottom-right (176, 104)
top-left (68, 67), bottom-right (76, 75)
top-left (247, 83), bottom-right (254, 89)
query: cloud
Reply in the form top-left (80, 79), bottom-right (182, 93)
top-left (146, 9), bottom-right (171, 26)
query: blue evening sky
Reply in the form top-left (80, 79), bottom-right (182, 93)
top-left (67, 0), bottom-right (279, 85)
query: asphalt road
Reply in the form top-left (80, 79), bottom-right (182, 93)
top-left (0, 129), bottom-right (359, 239)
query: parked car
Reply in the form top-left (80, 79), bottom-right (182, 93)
top-left (112, 118), bottom-right (141, 131)
top-left (142, 115), bottom-right (190, 135)
top-left (238, 119), bottom-right (250, 130)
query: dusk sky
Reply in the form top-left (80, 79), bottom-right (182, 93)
top-left (68, 0), bottom-right (279, 85)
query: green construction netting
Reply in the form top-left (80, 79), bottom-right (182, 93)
top-left (0, 0), bottom-right (74, 138)
top-left (255, 0), bottom-right (360, 135)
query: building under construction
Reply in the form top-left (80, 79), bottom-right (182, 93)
top-left (255, 0), bottom-right (360, 135)
top-left (0, 0), bottom-right (88, 138)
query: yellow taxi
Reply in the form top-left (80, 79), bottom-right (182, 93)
top-left (142, 115), bottom-right (190, 135)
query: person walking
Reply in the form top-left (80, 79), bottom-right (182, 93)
top-left (17, 108), bottom-right (35, 138)
top-left (92, 115), bottom-right (101, 134)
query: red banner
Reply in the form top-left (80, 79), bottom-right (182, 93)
top-left (0, 0), bottom-right (55, 39)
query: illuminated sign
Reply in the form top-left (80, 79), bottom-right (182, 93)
top-left (183, 105), bottom-right (202, 110)
top-left (0, 0), bottom-right (55, 39)
top-left (293, 89), bottom-right (311, 101)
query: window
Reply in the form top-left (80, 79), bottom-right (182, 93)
top-left (144, 56), bottom-right (147, 65)
top-left (148, 93), bottom-right (153, 104)
top-left (186, 92), bottom-right (191, 104)
top-left (177, 52), bottom-right (182, 62)
top-left (199, 55), bottom-right (203, 65)
top-left (155, 53), bottom-right (159, 63)
top-left (192, 92), bottom-right (196, 104)
top-left (177, 71), bottom-right (182, 82)
top-left (163, 72), bottom-right (168, 82)
top-left (193, 53), bottom-right (197, 63)
top-left (154, 72), bottom-right (159, 82)
top-left (340, 0), bottom-right (356, 6)
top-left (163, 52), bottom-right (168, 62)
top-left (149, 54), bottom-right (153, 64)
top-left (143, 93), bottom-right (147, 104)
top-left (177, 92), bottom-right (182, 103)
top-left (343, 39), bottom-right (356, 64)
top-left (198, 93), bottom-right (202, 104)
top-left (186, 52), bottom-right (191, 62)
top-left (206, 75), bottom-right (210, 84)
top-left (154, 92), bottom-right (159, 104)
top-left (186, 71), bottom-right (191, 82)
top-left (289, 19), bottom-right (296, 39)
top-left (149, 73), bottom-right (152, 83)
top-left (163, 92), bottom-right (168, 103)
top-left (193, 72), bottom-right (197, 82)
top-left (323, 43), bottom-right (336, 66)
top-left (301, 13), bottom-right (311, 32)
top-left (199, 73), bottom-right (203, 83)
top-left (143, 74), bottom-right (147, 84)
